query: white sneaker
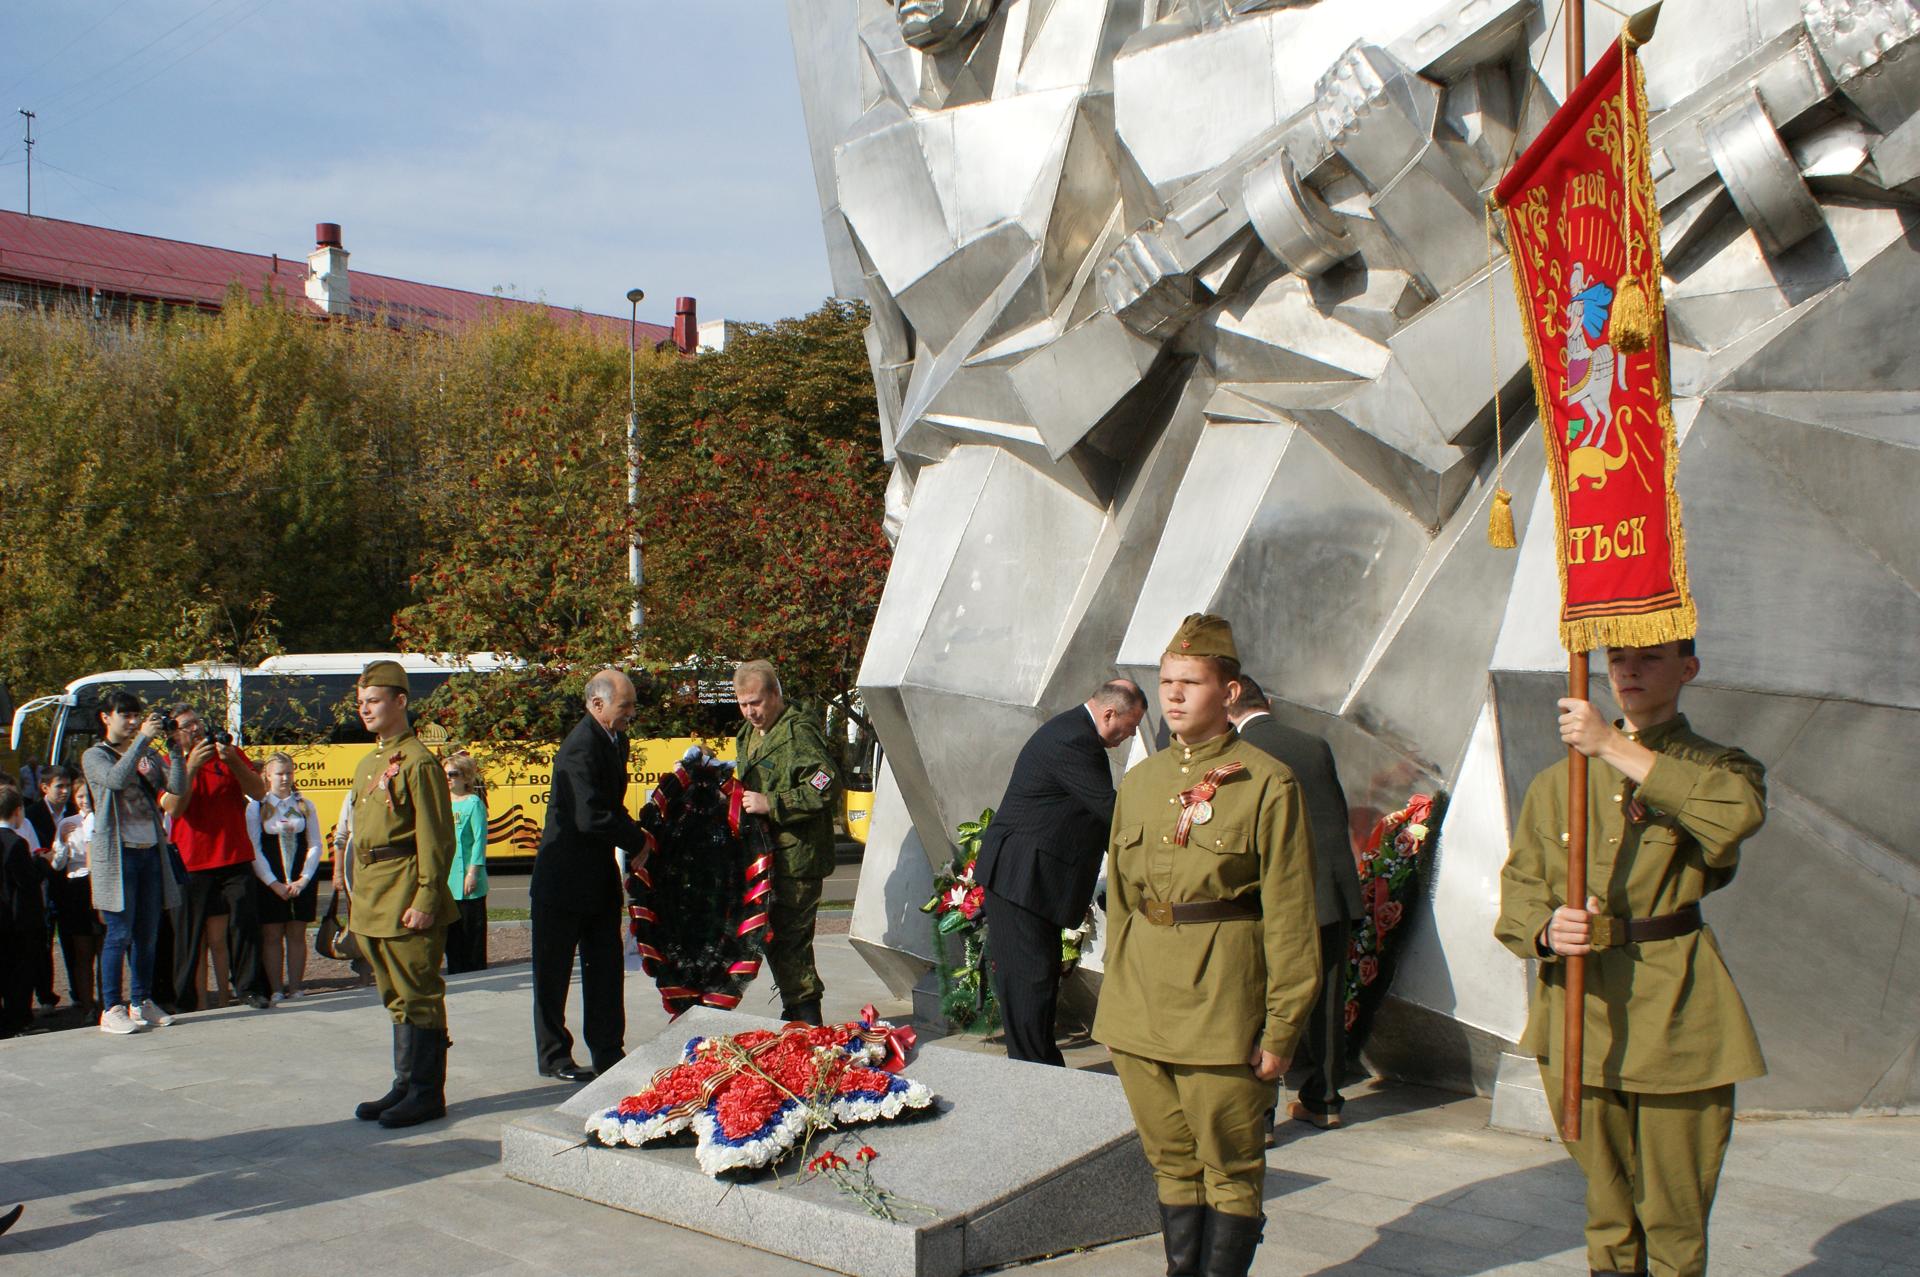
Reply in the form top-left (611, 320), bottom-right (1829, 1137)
top-left (100, 1006), bottom-right (143, 1035)
top-left (274, 990), bottom-right (291, 1002)
top-left (133, 999), bottom-right (173, 1028)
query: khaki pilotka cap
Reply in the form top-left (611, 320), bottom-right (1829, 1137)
top-left (1166, 613), bottom-right (1239, 661)
top-left (358, 660), bottom-right (410, 694)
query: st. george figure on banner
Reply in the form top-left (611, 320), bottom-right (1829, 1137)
top-left (623, 747), bottom-right (777, 1017)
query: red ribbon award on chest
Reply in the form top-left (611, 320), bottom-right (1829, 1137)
top-left (1174, 762), bottom-right (1244, 846)
top-left (1494, 24), bottom-right (1696, 652)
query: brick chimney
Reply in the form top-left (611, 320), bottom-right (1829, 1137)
top-left (305, 222), bottom-right (350, 316)
top-left (673, 296), bottom-right (697, 354)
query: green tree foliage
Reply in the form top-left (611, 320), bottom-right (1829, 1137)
top-left (0, 291), bottom-right (886, 754)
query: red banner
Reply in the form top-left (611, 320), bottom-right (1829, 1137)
top-left (1495, 34), bottom-right (1696, 652)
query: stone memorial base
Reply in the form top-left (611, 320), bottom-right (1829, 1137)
top-left (501, 1009), bottom-right (1159, 1277)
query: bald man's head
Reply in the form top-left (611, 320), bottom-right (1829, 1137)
top-left (584, 668), bottom-right (637, 733)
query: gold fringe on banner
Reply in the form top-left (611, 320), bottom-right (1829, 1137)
top-left (1609, 38), bottom-right (1658, 353)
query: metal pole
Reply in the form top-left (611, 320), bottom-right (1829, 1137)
top-left (19, 110), bottom-right (34, 217)
top-left (626, 288), bottom-right (646, 643)
top-left (1560, 0), bottom-right (1589, 1147)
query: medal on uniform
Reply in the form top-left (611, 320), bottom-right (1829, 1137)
top-left (1173, 763), bottom-right (1244, 846)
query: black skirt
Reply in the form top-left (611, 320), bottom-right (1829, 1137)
top-left (256, 873), bottom-right (321, 925)
top-left (49, 874), bottom-right (103, 937)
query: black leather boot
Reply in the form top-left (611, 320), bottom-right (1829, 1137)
top-left (1200, 1208), bottom-right (1264, 1277)
top-left (782, 1000), bottom-right (823, 1026)
top-left (1159, 1203), bottom-right (1206, 1276)
top-left (378, 1024), bottom-right (448, 1128)
top-left (355, 1023), bottom-right (411, 1121)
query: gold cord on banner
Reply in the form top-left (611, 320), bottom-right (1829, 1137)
top-left (1610, 31), bottom-right (1655, 352)
top-left (1485, 203), bottom-right (1516, 549)
top-left (1482, 0), bottom-right (1565, 551)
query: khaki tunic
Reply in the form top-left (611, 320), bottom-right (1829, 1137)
top-left (1093, 730), bottom-right (1321, 1065)
top-left (347, 729), bottom-right (456, 939)
top-left (1495, 715), bottom-right (1767, 1093)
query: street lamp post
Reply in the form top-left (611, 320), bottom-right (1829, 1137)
top-left (626, 287), bottom-right (646, 643)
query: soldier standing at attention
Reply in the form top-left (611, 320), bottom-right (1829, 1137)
top-left (1497, 640), bottom-right (1766, 1277)
top-left (1093, 615), bottom-right (1320, 1277)
top-left (348, 661), bottom-right (457, 1129)
top-left (733, 660), bottom-right (838, 1027)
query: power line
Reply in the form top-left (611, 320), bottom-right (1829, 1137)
top-left (56, 0), bottom-right (275, 137)
top-left (0, 0), bottom-right (140, 102)
top-left (29, 0), bottom-right (238, 120)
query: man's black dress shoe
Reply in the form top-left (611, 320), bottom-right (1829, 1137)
top-left (539, 1062), bottom-right (595, 1083)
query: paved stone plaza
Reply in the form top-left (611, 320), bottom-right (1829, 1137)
top-left (0, 934), bottom-right (1911, 1276)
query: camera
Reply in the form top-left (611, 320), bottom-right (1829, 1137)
top-left (209, 729), bottom-right (233, 747)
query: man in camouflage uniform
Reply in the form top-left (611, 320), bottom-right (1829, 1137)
top-left (1093, 615), bottom-right (1321, 1277)
top-left (732, 660), bottom-right (838, 1026)
top-left (347, 660), bottom-right (457, 1129)
top-left (1497, 640), bottom-right (1767, 1277)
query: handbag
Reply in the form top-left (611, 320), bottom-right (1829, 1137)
top-left (315, 888), bottom-right (362, 963)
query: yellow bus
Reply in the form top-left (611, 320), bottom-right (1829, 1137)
top-left (7, 653), bottom-right (738, 868)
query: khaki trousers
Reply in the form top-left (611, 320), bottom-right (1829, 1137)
top-left (1112, 1048), bottom-right (1272, 1217)
top-left (1545, 1069), bottom-right (1734, 1277)
top-left (363, 929), bottom-right (449, 1030)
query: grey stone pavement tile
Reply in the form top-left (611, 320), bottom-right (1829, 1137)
top-left (1, 932), bottom-right (1914, 1275)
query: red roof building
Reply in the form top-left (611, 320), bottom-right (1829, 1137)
top-left (0, 210), bottom-right (688, 348)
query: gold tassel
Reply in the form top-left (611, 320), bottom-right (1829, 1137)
top-left (1611, 275), bottom-right (1654, 352)
top-left (1488, 488), bottom-right (1517, 548)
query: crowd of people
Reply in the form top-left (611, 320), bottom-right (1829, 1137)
top-left (0, 693), bottom-right (492, 1041)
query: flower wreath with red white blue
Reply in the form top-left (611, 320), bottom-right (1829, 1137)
top-left (585, 1006), bottom-right (932, 1176)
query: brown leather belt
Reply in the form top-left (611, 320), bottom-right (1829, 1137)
top-left (1140, 898), bottom-right (1261, 926)
top-left (1592, 902), bottom-right (1702, 950)
top-left (358, 842), bottom-right (415, 865)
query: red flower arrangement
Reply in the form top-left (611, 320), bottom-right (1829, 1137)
top-left (1342, 794), bottom-right (1439, 1041)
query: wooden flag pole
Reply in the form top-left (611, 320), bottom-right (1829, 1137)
top-left (1560, 0), bottom-right (1589, 1146)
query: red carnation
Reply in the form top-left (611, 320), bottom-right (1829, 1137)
top-left (1358, 956), bottom-right (1380, 986)
top-left (856, 1146), bottom-right (878, 1163)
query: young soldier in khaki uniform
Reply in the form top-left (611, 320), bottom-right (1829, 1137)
top-left (1496, 640), bottom-right (1766, 1277)
top-left (733, 660), bottom-right (838, 1026)
top-left (1093, 615), bottom-right (1321, 1277)
top-left (347, 660), bottom-right (458, 1129)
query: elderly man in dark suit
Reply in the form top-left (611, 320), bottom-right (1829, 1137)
top-left (530, 668), bottom-right (645, 1083)
top-left (1229, 676), bottom-right (1364, 1131)
top-left (975, 678), bottom-right (1147, 1065)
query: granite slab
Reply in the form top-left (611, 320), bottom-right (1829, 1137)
top-left (501, 1009), bottom-right (1158, 1277)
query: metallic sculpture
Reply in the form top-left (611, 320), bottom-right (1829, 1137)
top-left (789, 0), bottom-right (1920, 1116)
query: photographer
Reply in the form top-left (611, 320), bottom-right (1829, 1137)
top-left (159, 705), bottom-right (270, 1011)
top-left (80, 691), bottom-right (183, 1034)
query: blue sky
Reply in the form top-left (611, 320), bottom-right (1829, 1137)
top-left (0, 1), bottom-right (835, 324)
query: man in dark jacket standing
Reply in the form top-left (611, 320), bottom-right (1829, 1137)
top-left (1230, 676), bottom-right (1362, 1130)
top-left (531, 668), bottom-right (643, 1083)
top-left (975, 679), bottom-right (1146, 1065)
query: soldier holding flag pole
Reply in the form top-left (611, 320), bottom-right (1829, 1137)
top-left (1488, 6), bottom-right (1772, 1274)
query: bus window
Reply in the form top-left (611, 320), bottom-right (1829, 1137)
top-left (242, 670), bottom-right (456, 747)
top-left (62, 678), bottom-right (230, 767)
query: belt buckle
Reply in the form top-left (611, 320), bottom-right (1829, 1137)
top-left (1589, 915), bottom-right (1620, 951)
top-left (1143, 900), bottom-right (1173, 926)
